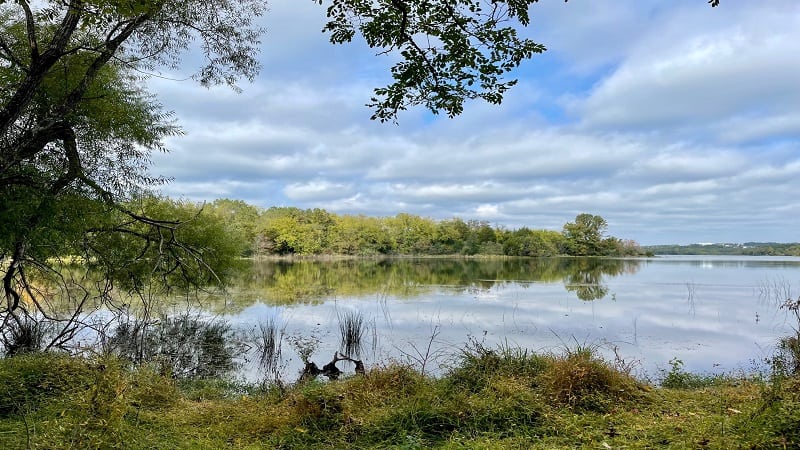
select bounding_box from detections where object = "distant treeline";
[194,199,646,258]
[645,242,800,256]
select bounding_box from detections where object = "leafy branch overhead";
[319,0,546,121]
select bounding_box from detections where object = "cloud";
[575,2,800,136]
[145,1,800,245]
[284,180,356,201]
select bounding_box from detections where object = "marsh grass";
[252,318,283,376]
[108,314,240,379]
[660,358,742,389]
[539,346,644,411]
[1,315,47,356]
[337,309,365,358]
[1,345,799,449]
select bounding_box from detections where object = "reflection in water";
[16,256,799,382]
[106,314,240,378]
[224,256,800,381]
[225,257,643,308]
[563,258,616,301]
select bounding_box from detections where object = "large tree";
[562,213,608,257]
[0,0,270,351]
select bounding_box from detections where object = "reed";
[337,310,365,358]
[254,318,282,375]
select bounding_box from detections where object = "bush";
[745,376,800,448]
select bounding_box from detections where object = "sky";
[148,0,800,245]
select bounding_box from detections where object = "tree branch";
[0,35,29,72]
[17,0,40,63]
[0,0,82,134]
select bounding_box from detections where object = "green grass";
[0,349,797,449]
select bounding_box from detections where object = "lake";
[214,255,800,381]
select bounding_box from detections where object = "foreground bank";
[1,346,797,449]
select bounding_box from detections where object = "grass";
[0,348,798,449]
[337,309,366,358]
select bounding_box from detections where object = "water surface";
[222,256,800,380]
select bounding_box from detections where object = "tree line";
[645,243,800,257]
[201,198,646,258]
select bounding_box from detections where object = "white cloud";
[144,1,800,245]
[284,180,355,201]
[577,2,800,132]
[474,204,500,219]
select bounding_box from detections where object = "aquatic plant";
[337,309,365,358]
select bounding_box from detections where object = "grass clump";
[447,340,645,413]
[0,353,180,449]
[538,345,645,412]
[445,340,549,393]
[337,309,366,358]
[739,368,800,448]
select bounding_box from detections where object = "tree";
[502,228,563,257]
[562,213,608,256]
[1,0,269,351]
[385,213,438,254]
[433,218,470,254]
[327,0,724,120]
[208,199,262,256]
[320,0,546,121]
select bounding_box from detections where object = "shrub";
[746,376,800,448]
[660,358,734,389]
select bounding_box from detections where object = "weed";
[1,314,46,356]
[1,345,797,449]
[660,358,736,389]
[774,296,800,376]
[397,324,447,376]
[445,339,548,392]
[0,352,94,416]
[108,314,240,378]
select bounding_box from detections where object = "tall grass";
[1,315,46,356]
[1,343,799,448]
[337,310,365,358]
[106,314,240,378]
[253,318,283,376]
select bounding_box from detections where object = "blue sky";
[149,0,800,245]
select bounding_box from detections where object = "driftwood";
[300,352,365,381]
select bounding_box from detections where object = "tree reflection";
[219,257,644,308]
[563,258,635,301]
